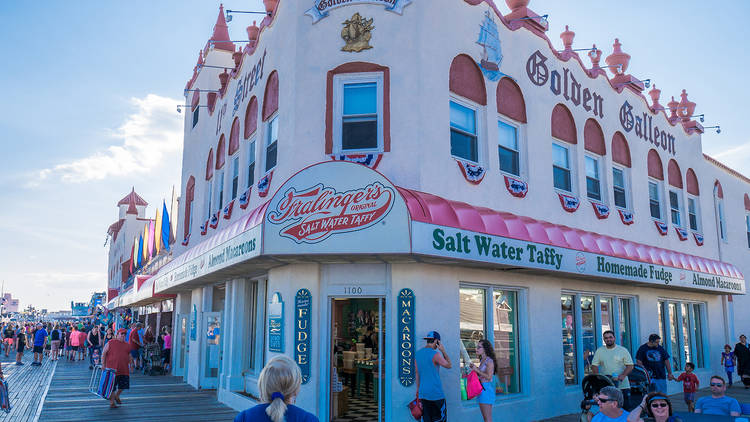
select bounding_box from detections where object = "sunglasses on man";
[596,397,615,403]
[710,382,724,387]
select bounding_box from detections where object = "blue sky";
[0,0,748,311]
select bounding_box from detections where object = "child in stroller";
[580,365,651,421]
[142,343,164,376]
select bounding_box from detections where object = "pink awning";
[398,187,743,279]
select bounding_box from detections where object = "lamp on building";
[510,14,549,27]
[207,40,251,46]
[599,64,623,74]
[183,88,219,96]
[703,125,721,134]
[689,114,705,123]
[225,9,271,22]
[176,104,208,113]
[651,105,687,112]
[615,78,651,89]
[196,64,235,72]
[557,47,598,55]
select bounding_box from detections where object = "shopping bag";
[466,371,484,400]
[0,379,10,413]
[460,376,468,400]
[407,395,422,420]
[97,368,116,399]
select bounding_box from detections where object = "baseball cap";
[424,331,441,341]
[648,334,661,342]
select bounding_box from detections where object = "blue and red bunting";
[200,220,208,236]
[209,212,219,229]
[693,232,704,246]
[557,192,580,212]
[455,159,486,184]
[181,233,190,246]
[654,220,668,236]
[223,200,234,219]
[239,187,251,209]
[590,202,610,219]
[504,175,528,198]
[618,209,634,225]
[258,171,273,198]
[330,153,383,170]
[674,226,688,241]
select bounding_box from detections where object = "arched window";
[184,176,195,240]
[228,118,240,156]
[583,119,605,201]
[667,159,683,227]
[647,149,664,220]
[228,119,241,200]
[714,181,727,241]
[686,168,700,232]
[244,96,258,139]
[205,148,214,181]
[745,193,750,248]
[551,104,576,193]
[449,54,486,164]
[611,132,631,209]
[263,70,279,172]
[216,135,226,170]
[496,77,526,176]
[215,136,226,211]
[205,148,214,220]
[191,90,200,129]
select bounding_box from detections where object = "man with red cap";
[101,328,134,409]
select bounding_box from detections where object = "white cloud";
[33,94,183,185]
[7,272,105,312]
[710,142,750,178]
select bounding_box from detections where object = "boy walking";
[674,362,699,412]
[721,345,737,387]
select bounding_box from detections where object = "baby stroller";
[627,365,651,410]
[142,343,165,376]
[579,365,651,421]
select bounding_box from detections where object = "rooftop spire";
[210,4,235,52]
[117,187,148,207]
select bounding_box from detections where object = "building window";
[585,156,602,201]
[669,190,682,227]
[657,300,706,370]
[265,115,278,172]
[205,181,213,219]
[612,167,628,209]
[649,180,662,220]
[563,293,635,385]
[246,280,259,371]
[231,157,239,200]
[247,139,256,189]
[746,214,750,248]
[718,199,727,241]
[333,74,383,152]
[215,169,224,210]
[192,107,199,129]
[497,120,519,176]
[459,286,521,397]
[688,196,699,232]
[450,100,479,163]
[552,143,572,193]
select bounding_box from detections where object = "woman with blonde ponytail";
[234,355,319,422]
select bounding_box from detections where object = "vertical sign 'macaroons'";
[398,288,415,386]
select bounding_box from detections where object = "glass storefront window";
[493,290,519,394]
[658,301,666,343]
[460,287,486,375]
[692,304,705,368]
[581,296,595,376]
[658,300,706,370]
[561,295,577,385]
[668,303,681,371]
[618,298,632,355]
[680,303,692,366]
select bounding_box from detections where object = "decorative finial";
[648,84,662,109]
[588,44,602,68]
[667,96,680,122]
[247,20,260,43]
[560,25,575,51]
[678,89,696,121]
[505,0,530,12]
[605,38,630,76]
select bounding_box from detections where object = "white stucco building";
[114,1,750,420]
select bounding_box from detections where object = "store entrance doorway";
[199,312,222,389]
[329,297,385,422]
[174,314,188,378]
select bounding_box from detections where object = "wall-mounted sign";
[341,13,374,53]
[190,304,197,341]
[234,50,267,116]
[305,0,413,23]
[412,221,745,294]
[619,100,677,155]
[263,161,410,255]
[268,292,285,352]
[398,288,415,386]
[294,289,312,384]
[526,50,605,119]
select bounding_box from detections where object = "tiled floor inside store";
[333,391,379,422]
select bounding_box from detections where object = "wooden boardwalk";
[0,348,56,421]
[38,355,238,421]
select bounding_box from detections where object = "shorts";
[420,398,447,422]
[4,338,12,345]
[71,346,79,351]
[33,345,44,353]
[477,381,496,404]
[16,345,24,353]
[683,392,695,402]
[130,349,140,359]
[51,340,60,352]
[114,375,130,390]
[162,349,171,364]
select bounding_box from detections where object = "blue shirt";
[234,403,319,422]
[635,344,670,380]
[591,410,629,422]
[416,347,444,400]
[695,395,741,416]
[34,328,48,346]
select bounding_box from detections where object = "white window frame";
[745,214,750,249]
[612,165,630,210]
[584,154,604,202]
[552,141,575,194]
[657,299,708,370]
[497,117,523,178]
[205,180,213,219]
[231,156,240,200]
[687,195,700,233]
[333,72,384,154]
[188,200,194,235]
[648,179,664,221]
[247,137,256,189]
[265,114,279,173]
[717,197,728,242]
[244,277,267,395]
[668,189,683,227]
[215,169,225,211]
[192,107,199,129]
[449,96,482,165]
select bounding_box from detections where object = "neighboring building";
[1,293,19,314]
[106,188,152,300]
[119,1,748,421]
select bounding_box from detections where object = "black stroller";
[142,343,165,376]
[579,365,651,421]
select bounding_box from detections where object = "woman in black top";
[15,327,25,365]
[735,334,750,388]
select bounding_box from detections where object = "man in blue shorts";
[32,323,48,366]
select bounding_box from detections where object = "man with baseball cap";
[101,328,134,408]
[415,331,451,422]
[636,334,674,393]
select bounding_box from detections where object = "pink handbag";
[408,395,422,420]
[466,371,484,400]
